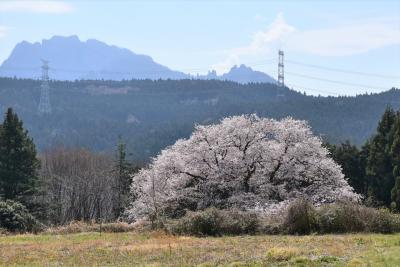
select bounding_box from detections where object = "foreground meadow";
[1,232,400,266]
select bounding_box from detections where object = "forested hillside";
[0,77,398,160]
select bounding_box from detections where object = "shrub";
[0,200,41,233]
[219,209,259,234]
[45,221,138,234]
[165,202,400,236]
[173,208,222,236]
[0,227,8,235]
[284,198,317,234]
[362,208,400,233]
[100,222,137,233]
[316,202,400,234]
[273,201,400,235]
[258,216,284,235]
[316,202,364,233]
[170,207,259,236]
[45,221,89,234]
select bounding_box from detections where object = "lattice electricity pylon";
[278,50,284,88]
[38,60,52,115]
[276,50,286,100]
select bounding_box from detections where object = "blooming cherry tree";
[128,115,359,220]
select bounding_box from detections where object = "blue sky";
[0,0,399,96]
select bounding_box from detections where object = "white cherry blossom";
[128,114,359,220]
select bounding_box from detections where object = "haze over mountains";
[0,35,275,84]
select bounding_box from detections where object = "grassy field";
[1,232,400,266]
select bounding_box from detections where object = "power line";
[1,58,395,83]
[285,83,341,96]
[0,58,278,76]
[0,57,396,95]
[286,71,389,90]
[286,83,400,105]
[286,59,400,80]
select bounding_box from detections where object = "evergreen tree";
[329,141,366,195]
[0,108,39,207]
[359,141,374,204]
[392,177,400,211]
[113,137,133,218]
[366,107,396,206]
[390,113,400,211]
[328,108,400,209]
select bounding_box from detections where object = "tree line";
[328,107,400,211]
[0,106,399,231]
[1,77,399,161]
[0,108,138,227]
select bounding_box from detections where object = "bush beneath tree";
[167,201,400,236]
[170,208,259,236]
[0,200,41,233]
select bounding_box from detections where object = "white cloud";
[213,14,400,73]
[212,13,295,74]
[0,1,73,13]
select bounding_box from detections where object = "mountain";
[198,64,276,84]
[0,35,275,83]
[0,35,188,80]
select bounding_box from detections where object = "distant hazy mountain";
[0,35,275,83]
[197,64,276,84]
[0,35,188,80]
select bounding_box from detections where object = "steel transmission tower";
[38,60,52,115]
[278,50,284,87]
[277,50,285,99]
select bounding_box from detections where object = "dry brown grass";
[44,221,140,235]
[0,232,399,266]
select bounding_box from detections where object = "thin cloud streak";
[0,1,73,13]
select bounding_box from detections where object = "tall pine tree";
[0,108,39,207]
[327,108,400,210]
[390,112,400,211]
[112,137,133,218]
[366,107,396,206]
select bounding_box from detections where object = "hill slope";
[0,77,398,160]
